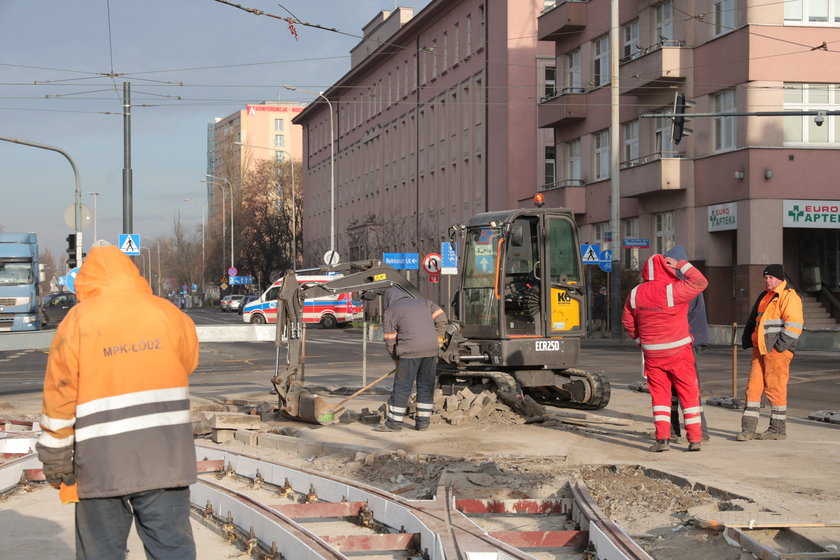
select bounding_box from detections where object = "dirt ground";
[3,383,839,560]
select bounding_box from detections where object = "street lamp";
[204,174,234,270]
[88,192,102,247]
[141,246,152,288]
[141,236,161,296]
[283,85,335,259]
[234,141,297,269]
[184,198,206,300]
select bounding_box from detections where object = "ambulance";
[241,275,363,328]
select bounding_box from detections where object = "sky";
[0,0,432,263]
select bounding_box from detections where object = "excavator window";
[504,217,541,336]
[461,226,502,331]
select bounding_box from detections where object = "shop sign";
[783,199,840,229]
[708,202,737,232]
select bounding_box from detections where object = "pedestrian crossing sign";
[580,244,601,264]
[119,234,141,255]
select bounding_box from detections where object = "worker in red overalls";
[622,253,709,452]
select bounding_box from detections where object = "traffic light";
[66,233,78,269]
[671,92,693,145]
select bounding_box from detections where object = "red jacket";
[622,255,709,357]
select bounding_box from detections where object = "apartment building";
[292,1,555,276]
[538,0,840,324]
[209,102,304,214]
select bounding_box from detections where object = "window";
[713,89,736,152]
[623,20,640,61]
[567,139,581,184]
[593,130,610,180]
[785,0,840,23]
[274,118,285,132]
[545,66,557,99]
[479,5,485,47]
[454,23,460,63]
[784,82,840,144]
[594,36,610,87]
[655,114,677,156]
[567,49,582,92]
[466,14,472,54]
[274,151,286,162]
[623,120,639,164]
[713,0,736,35]
[443,32,448,70]
[655,1,674,44]
[623,218,640,271]
[274,134,285,148]
[594,222,611,251]
[432,40,438,78]
[655,212,675,254]
[545,145,556,186]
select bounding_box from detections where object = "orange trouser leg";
[745,349,792,407]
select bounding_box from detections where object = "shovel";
[294,368,396,425]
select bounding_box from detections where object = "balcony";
[619,152,693,198]
[538,89,586,128]
[538,180,586,213]
[620,42,691,95]
[538,1,587,41]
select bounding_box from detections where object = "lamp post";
[204,175,234,270]
[141,246,152,288]
[142,236,160,296]
[184,198,206,301]
[283,85,335,258]
[88,192,102,247]
[234,141,297,269]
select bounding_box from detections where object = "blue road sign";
[623,238,650,248]
[118,234,140,255]
[229,276,254,285]
[65,267,80,294]
[598,249,613,272]
[580,244,601,264]
[383,253,419,270]
[441,242,457,275]
[475,255,494,274]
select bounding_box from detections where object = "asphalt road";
[2,308,838,418]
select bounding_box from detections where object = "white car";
[220,294,245,312]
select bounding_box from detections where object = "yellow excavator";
[272,207,611,424]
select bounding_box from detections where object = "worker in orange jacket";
[36,246,199,559]
[737,264,804,441]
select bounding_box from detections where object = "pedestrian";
[592,286,608,337]
[622,253,709,452]
[36,246,200,559]
[737,264,804,441]
[663,246,710,443]
[376,286,447,432]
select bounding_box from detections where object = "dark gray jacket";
[663,246,710,346]
[383,287,447,359]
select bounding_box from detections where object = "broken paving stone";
[201,411,261,430]
[466,473,495,487]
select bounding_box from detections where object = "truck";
[271,208,611,423]
[0,232,44,332]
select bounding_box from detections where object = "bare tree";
[39,247,59,294]
[168,215,203,292]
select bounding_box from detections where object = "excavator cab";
[445,208,609,410]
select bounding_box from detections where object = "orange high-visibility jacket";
[37,246,199,499]
[742,280,804,355]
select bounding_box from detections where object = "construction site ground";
[2,338,839,559]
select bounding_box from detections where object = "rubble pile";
[359,387,526,427]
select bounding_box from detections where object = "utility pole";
[609,0,623,338]
[122,81,133,234]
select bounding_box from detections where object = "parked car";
[220,294,245,312]
[41,292,77,327]
[237,295,259,315]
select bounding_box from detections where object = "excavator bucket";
[280,386,342,425]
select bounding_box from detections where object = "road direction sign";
[65,267,80,294]
[119,234,140,255]
[623,238,650,248]
[598,249,613,272]
[441,242,457,275]
[383,253,419,270]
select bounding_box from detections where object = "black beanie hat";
[763,264,784,281]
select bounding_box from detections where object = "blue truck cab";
[0,232,44,332]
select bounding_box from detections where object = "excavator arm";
[270,260,422,417]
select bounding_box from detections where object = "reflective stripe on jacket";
[37,246,199,499]
[742,280,804,355]
[621,255,709,357]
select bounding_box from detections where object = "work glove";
[36,443,76,489]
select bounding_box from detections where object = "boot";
[649,439,670,452]
[757,416,786,440]
[737,406,759,441]
[414,419,430,431]
[687,442,701,452]
[373,420,402,432]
